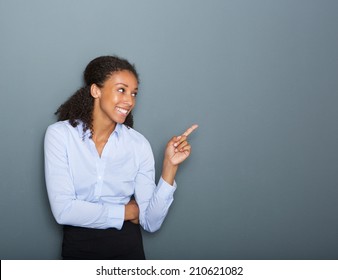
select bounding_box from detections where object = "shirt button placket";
[94,159,103,200]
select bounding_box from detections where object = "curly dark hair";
[55,55,139,136]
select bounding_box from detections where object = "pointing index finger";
[182,124,199,137]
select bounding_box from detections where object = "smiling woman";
[44,55,198,260]
[90,70,139,156]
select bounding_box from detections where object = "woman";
[44,55,197,259]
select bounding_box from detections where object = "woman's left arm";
[134,125,198,232]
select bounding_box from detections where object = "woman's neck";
[92,119,116,142]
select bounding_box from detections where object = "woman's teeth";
[116,107,128,115]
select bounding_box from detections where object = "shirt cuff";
[107,204,125,230]
[156,176,177,199]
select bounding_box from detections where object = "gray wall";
[1,0,337,260]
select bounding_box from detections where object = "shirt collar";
[76,121,91,139]
[114,123,122,139]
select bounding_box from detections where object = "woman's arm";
[44,124,126,229]
[134,125,198,232]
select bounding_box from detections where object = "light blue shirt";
[44,121,176,232]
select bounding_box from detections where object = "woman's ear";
[90,84,101,98]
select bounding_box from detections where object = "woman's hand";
[164,124,198,166]
[124,199,139,224]
[162,124,198,185]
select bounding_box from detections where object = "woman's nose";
[123,92,134,105]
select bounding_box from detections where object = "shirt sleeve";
[44,124,125,229]
[134,139,176,232]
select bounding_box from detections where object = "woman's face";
[92,70,138,125]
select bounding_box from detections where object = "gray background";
[1,0,337,260]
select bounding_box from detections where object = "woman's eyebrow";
[115,82,129,87]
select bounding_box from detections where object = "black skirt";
[62,221,145,260]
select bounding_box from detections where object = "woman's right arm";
[44,124,127,229]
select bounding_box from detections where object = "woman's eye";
[118,88,125,93]
[132,92,138,97]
